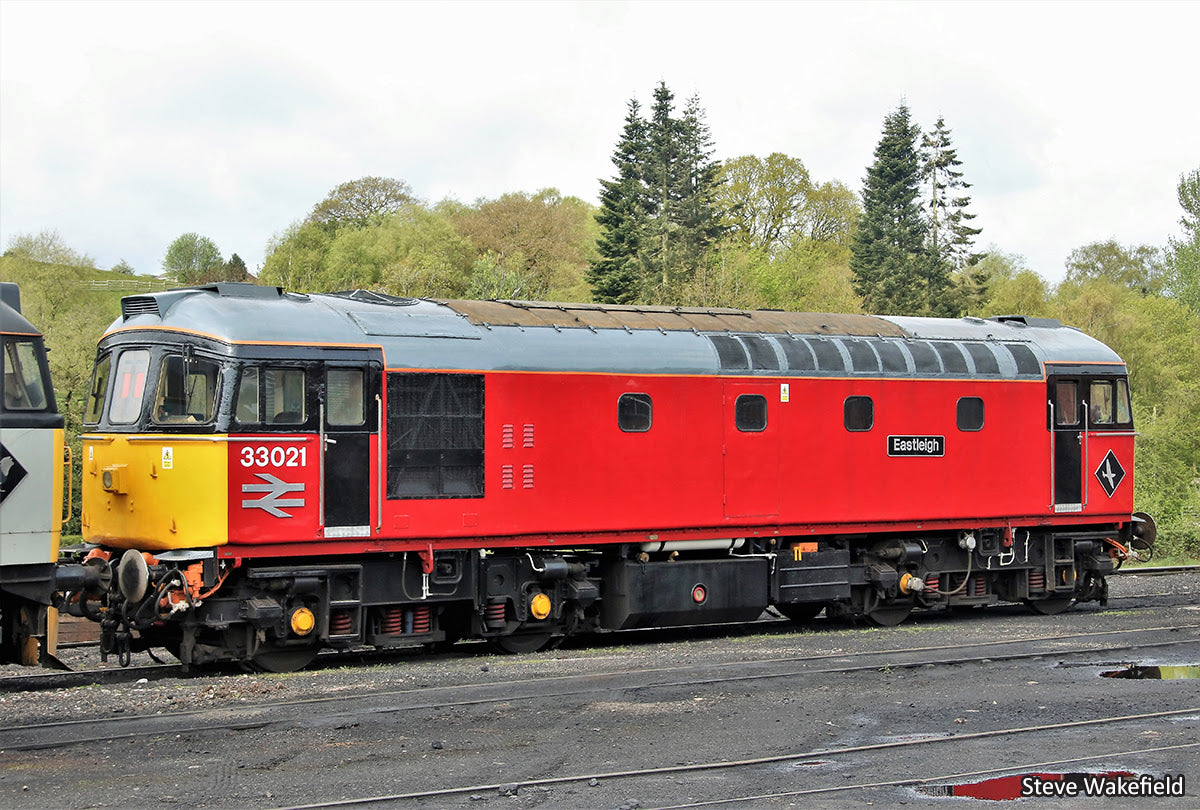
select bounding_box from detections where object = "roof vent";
[327,289,419,306]
[122,296,160,320]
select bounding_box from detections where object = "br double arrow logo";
[242,473,305,518]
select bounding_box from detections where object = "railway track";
[3,622,1197,753]
[270,710,1200,809]
[3,567,1195,692]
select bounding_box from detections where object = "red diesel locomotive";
[69,283,1152,670]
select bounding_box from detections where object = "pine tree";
[922,116,983,274]
[850,103,943,314]
[590,83,724,304]
[588,100,650,304]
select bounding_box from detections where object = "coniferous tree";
[674,95,725,281]
[850,103,941,314]
[922,116,984,272]
[588,100,650,303]
[590,83,724,304]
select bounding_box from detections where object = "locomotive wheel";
[489,631,563,654]
[778,603,824,623]
[250,645,320,673]
[1026,597,1074,616]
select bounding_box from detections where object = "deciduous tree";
[162,233,222,284]
[306,176,417,231]
[3,229,96,268]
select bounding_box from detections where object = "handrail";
[61,444,73,529]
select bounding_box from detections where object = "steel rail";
[3,627,1197,753]
[271,709,1200,809]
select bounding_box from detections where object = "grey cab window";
[618,393,653,432]
[957,397,984,431]
[84,353,112,425]
[235,366,307,426]
[735,394,767,432]
[327,368,365,427]
[1054,381,1079,426]
[1088,379,1133,426]
[108,349,151,424]
[152,354,220,424]
[844,396,874,432]
[2,338,49,411]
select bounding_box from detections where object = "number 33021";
[240,445,308,468]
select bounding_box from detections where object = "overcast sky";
[2,0,1196,286]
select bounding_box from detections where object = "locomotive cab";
[0,283,67,665]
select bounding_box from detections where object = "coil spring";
[485,599,506,627]
[973,575,987,597]
[411,606,432,634]
[924,574,940,592]
[380,607,404,635]
[1029,569,1046,591]
[330,610,353,635]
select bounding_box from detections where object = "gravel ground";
[1,570,1197,809]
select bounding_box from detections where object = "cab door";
[321,364,378,538]
[1049,378,1082,512]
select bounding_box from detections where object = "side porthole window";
[618,393,652,432]
[735,394,767,432]
[957,396,985,431]
[844,396,873,432]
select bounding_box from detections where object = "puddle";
[918,772,1137,800]
[1100,664,1200,680]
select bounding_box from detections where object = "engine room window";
[327,368,365,427]
[108,349,150,424]
[266,368,306,425]
[1088,380,1115,424]
[617,393,652,432]
[1054,381,1079,426]
[735,394,768,432]
[844,396,874,432]
[387,372,484,499]
[2,339,48,411]
[152,354,220,424]
[84,352,111,425]
[956,396,985,431]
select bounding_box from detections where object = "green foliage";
[851,103,954,316]
[1064,239,1166,294]
[162,233,223,283]
[589,83,725,304]
[718,153,813,252]
[306,176,417,231]
[1165,167,1200,314]
[111,259,135,275]
[921,116,982,273]
[446,189,595,300]
[3,229,96,269]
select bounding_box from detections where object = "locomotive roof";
[103,283,1126,379]
[0,282,41,337]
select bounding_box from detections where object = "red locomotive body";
[73,286,1150,670]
